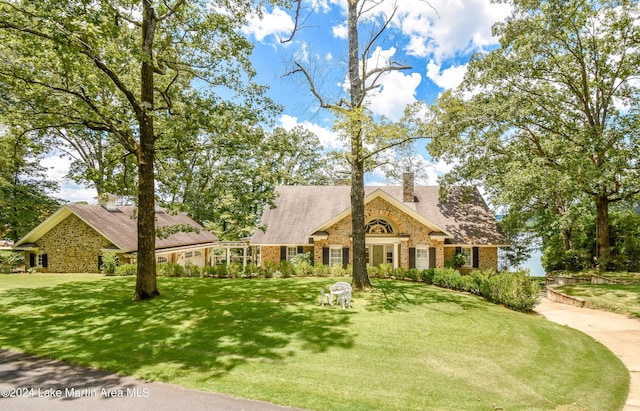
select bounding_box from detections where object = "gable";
[251,185,508,246]
[15,204,218,252]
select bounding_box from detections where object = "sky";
[45,0,513,204]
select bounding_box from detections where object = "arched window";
[365,218,396,235]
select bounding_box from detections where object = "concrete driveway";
[0,349,305,411]
[535,298,640,411]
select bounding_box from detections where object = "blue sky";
[46,0,512,203]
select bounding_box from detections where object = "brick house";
[13,198,218,273]
[251,173,508,272]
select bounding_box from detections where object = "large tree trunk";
[133,0,159,301]
[351,141,371,290]
[594,194,610,268]
[347,0,371,290]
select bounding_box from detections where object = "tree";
[422,0,640,267]
[156,125,336,240]
[287,0,417,290]
[0,0,278,299]
[0,128,60,240]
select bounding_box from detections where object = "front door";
[372,245,385,266]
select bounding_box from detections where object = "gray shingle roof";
[250,185,508,246]
[66,204,217,252]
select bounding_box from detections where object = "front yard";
[0,274,629,410]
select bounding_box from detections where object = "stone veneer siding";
[313,197,448,269]
[260,245,314,266]
[444,246,498,274]
[30,214,115,273]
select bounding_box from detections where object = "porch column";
[393,242,399,269]
[226,247,231,265]
[243,246,248,269]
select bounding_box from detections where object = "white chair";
[319,288,329,306]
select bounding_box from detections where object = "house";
[250,173,508,272]
[12,196,218,273]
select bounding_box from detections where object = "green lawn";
[556,283,640,318]
[0,275,629,410]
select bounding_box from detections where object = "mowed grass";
[0,275,629,411]
[556,283,640,318]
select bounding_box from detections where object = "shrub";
[243,263,262,278]
[158,262,185,277]
[420,268,436,284]
[406,268,419,281]
[279,260,295,278]
[367,265,379,278]
[431,268,462,289]
[480,270,540,312]
[227,263,243,278]
[115,263,136,276]
[291,253,314,277]
[378,263,393,278]
[330,263,346,277]
[313,264,331,277]
[394,266,407,280]
[182,261,201,278]
[263,261,278,278]
[100,253,119,276]
[0,253,24,274]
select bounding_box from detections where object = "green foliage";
[278,260,295,278]
[480,271,540,312]
[114,264,136,276]
[431,268,464,289]
[313,264,331,277]
[0,252,24,274]
[100,253,119,276]
[418,0,640,267]
[445,253,467,269]
[157,262,185,278]
[378,263,393,278]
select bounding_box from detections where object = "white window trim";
[329,246,343,267]
[286,246,298,261]
[460,247,473,268]
[416,247,430,270]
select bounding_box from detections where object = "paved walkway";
[0,349,305,411]
[535,298,640,411]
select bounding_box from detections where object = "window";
[287,246,298,261]
[365,218,395,235]
[329,247,342,266]
[37,253,48,268]
[460,247,473,268]
[185,251,193,258]
[157,256,168,263]
[416,248,429,270]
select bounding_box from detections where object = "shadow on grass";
[0,278,354,383]
[366,279,488,313]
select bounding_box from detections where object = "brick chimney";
[403,172,415,202]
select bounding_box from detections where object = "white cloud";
[243,7,295,42]
[426,61,467,90]
[397,0,511,63]
[366,70,422,120]
[332,22,348,39]
[278,114,343,150]
[354,46,422,120]
[41,154,96,203]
